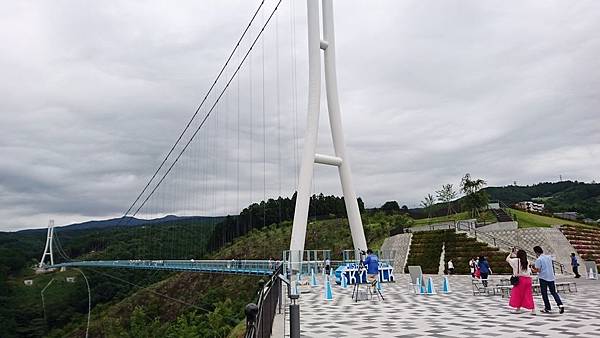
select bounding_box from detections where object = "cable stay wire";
[118,0,266,225]
[129,0,283,220]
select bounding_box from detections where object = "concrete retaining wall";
[381,233,412,271]
[478,227,577,270]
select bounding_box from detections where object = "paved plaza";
[278,274,600,338]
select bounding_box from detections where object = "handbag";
[510,261,520,286]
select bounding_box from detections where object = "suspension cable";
[119,0,266,224]
[129,0,283,219]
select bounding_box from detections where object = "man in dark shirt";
[363,249,379,287]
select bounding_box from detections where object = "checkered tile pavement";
[282,275,600,337]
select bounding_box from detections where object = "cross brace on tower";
[290,0,367,254]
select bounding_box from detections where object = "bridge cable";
[119,0,266,224]
[262,5,267,232]
[275,9,282,225]
[128,0,284,221]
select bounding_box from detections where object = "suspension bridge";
[39,0,368,280]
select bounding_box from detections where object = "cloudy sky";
[1,0,599,231]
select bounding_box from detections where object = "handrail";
[246,264,283,338]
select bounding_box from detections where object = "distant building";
[553,212,578,220]
[66,277,76,283]
[516,201,544,213]
[487,202,500,210]
[24,279,33,286]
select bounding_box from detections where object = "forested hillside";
[400,181,600,220]
[0,194,375,338]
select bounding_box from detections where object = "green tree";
[420,194,436,221]
[380,201,400,214]
[436,184,458,216]
[460,173,489,218]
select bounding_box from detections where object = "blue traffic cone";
[324,276,334,300]
[427,277,437,294]
[441,276,451,293]
[416,277,424,294]
[341,273,348,288]
[311,269,318,287]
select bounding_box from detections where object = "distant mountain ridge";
[485,181,600,219]
[15,215,224,234]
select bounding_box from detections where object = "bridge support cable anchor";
[290,0,368,265]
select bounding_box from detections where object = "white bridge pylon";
[39,219,55,268]
[290,0,367,253]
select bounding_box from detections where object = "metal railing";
[245,264,283,338]
[51,259,278,275]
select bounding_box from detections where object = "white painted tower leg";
[322,0,367,251]
[290,0,367,256]
[39,219,55,268]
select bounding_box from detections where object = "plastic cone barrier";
[427,277,437,294]
[416,277,424,294]
[341,273,348,288]
[311,269,318,286]
[441,276,451,293]
[589,269,596,280]
[323,276,334,300]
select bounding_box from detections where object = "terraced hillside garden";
[405,230,511,274]
[560,225,600,267]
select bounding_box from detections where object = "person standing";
[447,259,455,275]
[532,246,564,314]
[478,256,491,287]
[324,257,331,275]
[571,253,581,278]
[363,249,380,288]
[469,258,476,278]
[506,248,536,315]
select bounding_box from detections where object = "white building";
[24,279,33,286]
[516,201,545,213]
[66,277,76,283]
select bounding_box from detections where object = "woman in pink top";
[506,248,536,315]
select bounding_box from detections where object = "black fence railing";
[245,264,282,338]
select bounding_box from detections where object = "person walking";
[447,259,455,275]
[478,256,491,287]
[532,246,564,314]
[469,258,476,278]
[506,248,536,315]
[571,253,581,278]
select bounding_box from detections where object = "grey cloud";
[1,0,599,230]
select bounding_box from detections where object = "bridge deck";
[51,259,277,275]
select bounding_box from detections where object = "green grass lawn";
[507,208,583,228]
[412,212,471,226]
[412,210,496,226]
